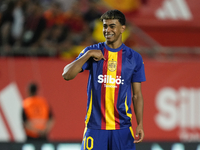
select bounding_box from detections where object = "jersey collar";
[104,42,125,52]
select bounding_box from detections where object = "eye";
[103,25,108,29]
[110,25,115,29]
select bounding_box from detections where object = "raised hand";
[88,50,106,61]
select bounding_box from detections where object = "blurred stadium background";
[0,0,200,149]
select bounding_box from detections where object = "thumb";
[135,130,139,137]
[135,133,139,138]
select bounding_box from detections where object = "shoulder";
[23,96,47,105]
[23,97,33,107]
[123,45,143,60]
[83,42,105,52]
[35,96,48,104]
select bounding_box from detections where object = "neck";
[29,93,36,97]
[106,41,123,49]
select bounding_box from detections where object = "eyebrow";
[103,23,116,26]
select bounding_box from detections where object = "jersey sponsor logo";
[155,0,192,20]
[98,75,124,88]
[155,87,200,141]
[108,60,117,72]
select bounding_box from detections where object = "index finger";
[134,137,143,143]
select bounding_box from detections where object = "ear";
[121,25,126,34]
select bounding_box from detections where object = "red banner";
[0,57,200,142]
[129,0,200,47]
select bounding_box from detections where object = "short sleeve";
[131,53,146,82]
[75,47,92,71]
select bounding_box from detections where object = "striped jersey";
[76,42,146,130]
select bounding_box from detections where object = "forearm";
[62,50,105,80]
[1,23,11,45]
[133,94,145,143]
[23,121,41,133]
[62,51,92,80]
[133,94,144,126]
[44,118,55,133]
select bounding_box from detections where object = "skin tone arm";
[23,118,55,137]
[62,50,106,81]
[132,82,145,143]
[23,120,42,134]
[39,117,55,137]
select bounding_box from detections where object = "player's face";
[103,19,125,44]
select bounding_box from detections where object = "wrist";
[138,122,143,127]
[86,50,93,57]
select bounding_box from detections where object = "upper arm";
[22,108,27,122]
[75,48,92,71]
[131,53,146,83]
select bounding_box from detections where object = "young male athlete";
[62,9,146,150]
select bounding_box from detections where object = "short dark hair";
[100,9,126,25]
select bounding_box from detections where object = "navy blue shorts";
[81,127,135,150]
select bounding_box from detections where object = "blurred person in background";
[21,1,47,48]
[62,10,145,150]
[42,1,68,54]
[64,1,88,46]
[41,24,70,54]
[0,0,29,49]
[39,0,53,10]
[59,1,92,58]
[9,0,25,47]
[22,82,54,142]
[43,2,66,29]
[83,0,103,32]
[0,0,15,51]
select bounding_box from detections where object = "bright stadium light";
[197,144,200,150]
[151,143,164,150]
[22,144,35,150]
[41,143,55,150]
[57,143,81,150]
[171,143,185,150]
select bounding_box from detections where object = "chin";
[106,40,114,44]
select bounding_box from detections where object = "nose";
[105,27,111,33]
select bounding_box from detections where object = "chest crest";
[108,59,117,72]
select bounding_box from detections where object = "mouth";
[105,34,114,39]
